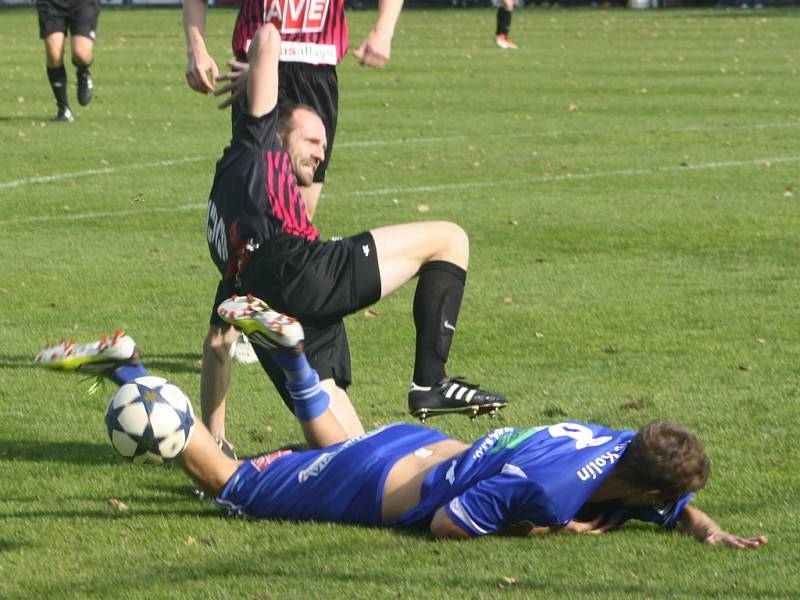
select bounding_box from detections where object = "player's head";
[615,419,710,503]
[277,102,327,187]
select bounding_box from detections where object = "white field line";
[2,120,798,193]
[0,156,208,192]
[351,156,800,198]
[336,120,800,149]
[1,155,798,227]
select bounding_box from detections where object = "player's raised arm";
[677,505,768,548]
[245,24,281,118]
[183,0,219,93]
[352,0,404,68]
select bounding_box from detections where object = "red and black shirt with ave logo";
[232,0,348,66]
[207,107,318,280]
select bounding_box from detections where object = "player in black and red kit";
[184,0,405,442]
[184,0,400,216]
[206,25,507,444]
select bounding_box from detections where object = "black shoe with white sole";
[408,376,508,422]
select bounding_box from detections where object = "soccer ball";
[105,376,195,465]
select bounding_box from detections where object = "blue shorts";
[215,424,449,526]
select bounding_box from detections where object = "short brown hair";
[615,419,710,498]
[277,102,321,143]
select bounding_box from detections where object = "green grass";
[2,5,800,598]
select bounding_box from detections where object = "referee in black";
[37,0,98,121]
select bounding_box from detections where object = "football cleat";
[53,106,75,122]
[35,330,139,375]
[495,34,518,50]
[77,69,94,106]
[231,333,260,365]
[217,295,304,352]
[409,376,508,422]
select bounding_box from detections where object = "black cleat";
[53,106,75,122]
[408,376,508,422]
[77,69,93,106]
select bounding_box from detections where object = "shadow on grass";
[0,539,25,552]
[0,353,202,376]
[0,440,113,465]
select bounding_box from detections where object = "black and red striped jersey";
[207,108,318,279]
[232,0,348,66]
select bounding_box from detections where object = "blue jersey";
[215,422,692,534]
[393,422,691,535]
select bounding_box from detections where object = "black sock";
[496,8,512,36]
[412,261,467,386]
[47,65,69,109]
[75,63,92,80]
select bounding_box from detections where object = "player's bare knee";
[436,221,469,267]
[203,326,236,364]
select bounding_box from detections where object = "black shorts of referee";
[37,0,99,39]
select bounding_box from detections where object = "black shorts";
[37,0,99,39]
[231,63,338,184]
[209,231,381,406]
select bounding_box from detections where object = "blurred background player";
[182,0,405,434]
[495,0,517,49]
[36,321,767,548]
[37,0,98,121]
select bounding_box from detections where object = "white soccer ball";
[105,376,195,465]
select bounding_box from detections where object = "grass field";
[1,5,799,598]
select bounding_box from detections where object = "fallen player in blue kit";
[35,296,767,546]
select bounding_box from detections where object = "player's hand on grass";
[353,30,392,68]
[214,60,250,110]
[561,512,624,535]
[703,530,768,548]
[186,49,219,94]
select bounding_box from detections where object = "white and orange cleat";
[34,331,140,374]
[217,295,304,352]
[495,34,518,49]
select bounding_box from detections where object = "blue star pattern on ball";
[105,377,195,464]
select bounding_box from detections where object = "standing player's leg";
[71,35,95,106]
[39,10,73,122]
[200,321,239,446]
[495,0,517,50]
[370,221,507,420]
[68,0,99,107]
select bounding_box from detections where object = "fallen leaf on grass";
[107,498,128,511]
[417,204,430,213]
[186,536,196,546]
[363,309,379,318]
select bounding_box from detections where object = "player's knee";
[203,326,236,363]
[437,221,469,264]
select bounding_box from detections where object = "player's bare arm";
[353,0,404,68]
[183,0,219,93]
[246,25,280,118]
[677,505,768,548]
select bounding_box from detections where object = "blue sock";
[109,364,149,386]
[286,369,329,421]
[271,350,313,383]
